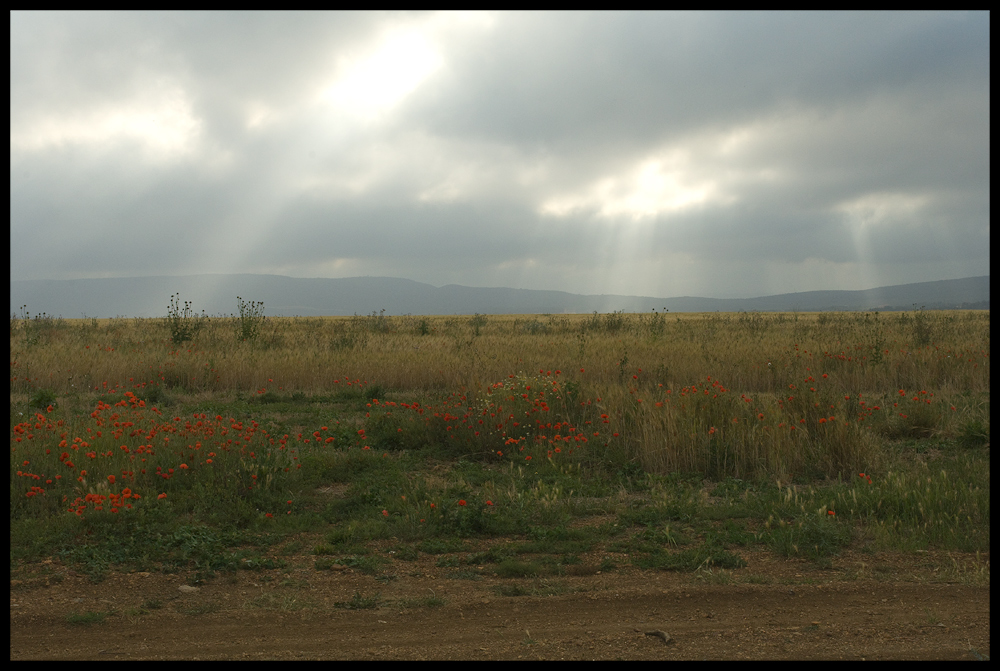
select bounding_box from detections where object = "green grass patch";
[66,610,113,625]
[494,558,544,578]
[333,591,380,610]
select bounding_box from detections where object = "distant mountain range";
[9,274,989,319]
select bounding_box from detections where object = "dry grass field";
[10,307,990,659]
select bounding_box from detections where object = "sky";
[10,11,990,299]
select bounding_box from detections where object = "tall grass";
[11,309,990,484]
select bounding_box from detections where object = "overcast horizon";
[10,11,990,300]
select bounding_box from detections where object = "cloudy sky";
[10,11,990,299]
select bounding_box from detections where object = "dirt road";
[10,550,990,660]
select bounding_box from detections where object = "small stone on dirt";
[644,630,672,645]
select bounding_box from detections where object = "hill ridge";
[10,274,989,318]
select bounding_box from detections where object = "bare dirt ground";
[10,548,989,660]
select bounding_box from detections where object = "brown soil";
[10,548,989,660]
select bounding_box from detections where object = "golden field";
[11,308,989,480]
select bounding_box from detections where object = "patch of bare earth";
[10,550,989,660]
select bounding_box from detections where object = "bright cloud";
[10,83,201,161]
[540,153,723,220]
[320,28,443,121]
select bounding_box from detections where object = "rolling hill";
[9,274,989,319]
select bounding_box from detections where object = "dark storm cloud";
[406,12,986,151]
